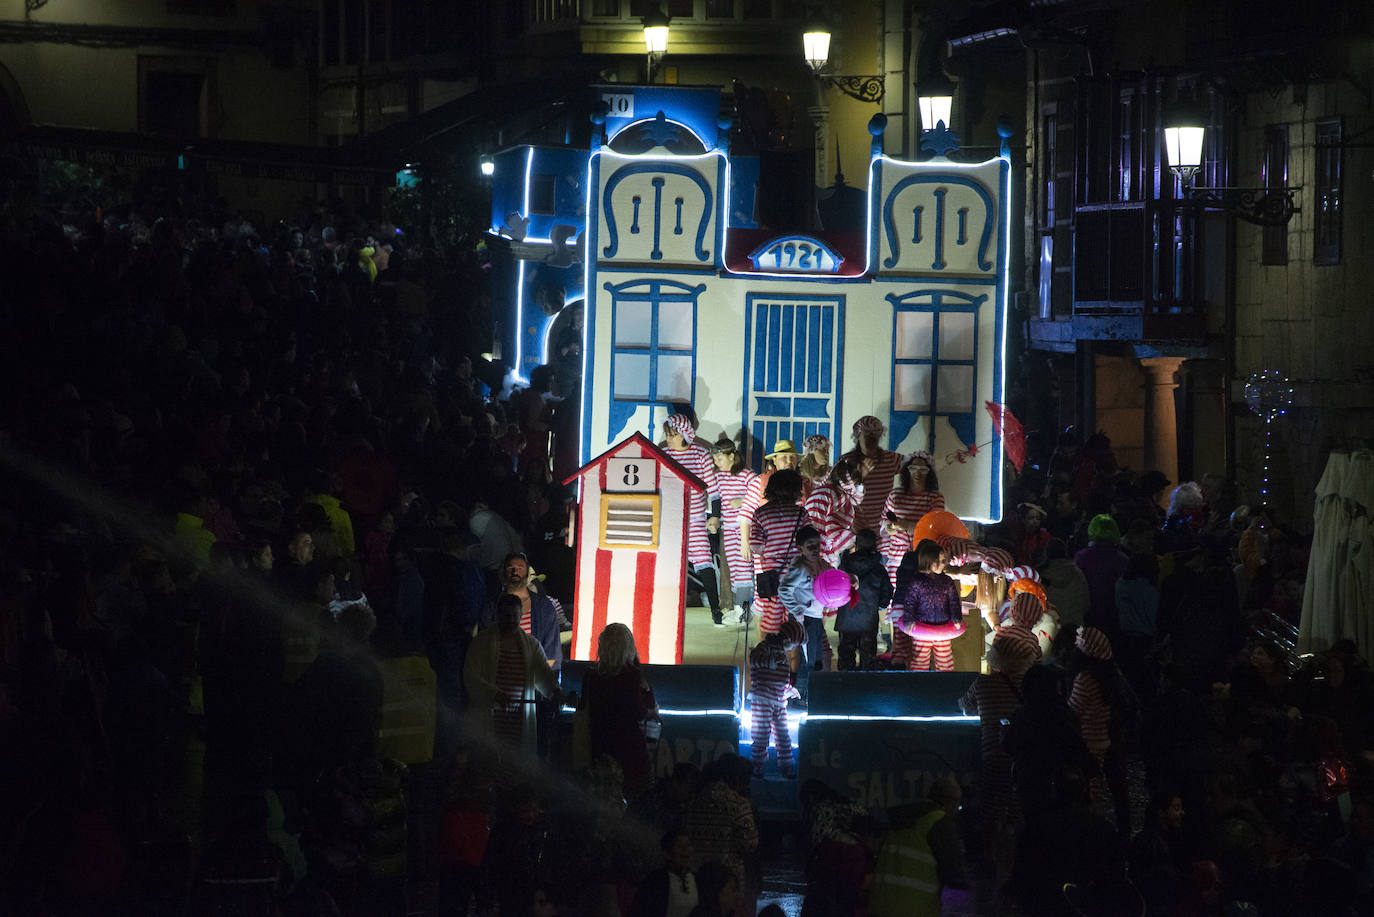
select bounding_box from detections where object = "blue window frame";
[742,294,844,471]
[605,278,706,435]
[887,289,985,452]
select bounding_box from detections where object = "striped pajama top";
[805,481,861,563]
[851,449,903,533]
[1068,671,1112,758]
[749,642,792,707]
[717,469,759,588]
[663,442,720,566]
[492,640,526,745]
[880,489,946,575]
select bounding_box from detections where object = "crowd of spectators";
[0,185,1369,917]
[951,428,1373,916]
[0,197,619,916]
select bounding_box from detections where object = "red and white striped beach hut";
[564,432,705,665]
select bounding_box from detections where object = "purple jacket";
[900,572,962,626]
[1074,542,1129,632]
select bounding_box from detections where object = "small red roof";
[563,431,707,493]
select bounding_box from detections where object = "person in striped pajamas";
[662,414,723,625]
[1069,625,1131,834]
[803,456,864,565]
[710,438,759,625]
[840,415,903,534]
[747,469,808,635]
[738,439,802,555]
[895,539,962,671]
[748,630,800,777]
[881,452,945,666]
[959,632,1038,895]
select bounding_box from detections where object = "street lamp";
[802,19,831,72]
[479,153,495,178]
[915,70,955,133]
[800,17,884,102]
[1164,100,1299,226]
[1163,101,1205,183]
[642,5,669,82]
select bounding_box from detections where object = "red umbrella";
[985,401,1029,472]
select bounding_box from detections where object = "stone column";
[808,104,830,187]
[1141,356,1184,487]
[1181,358,1227,479]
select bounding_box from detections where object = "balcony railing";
[1057,199,1208,344]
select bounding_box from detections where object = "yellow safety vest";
[377,655,437,765]
[868,808,946,917]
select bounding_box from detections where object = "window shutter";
[600,493,661,550]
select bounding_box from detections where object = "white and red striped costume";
[492,642,527,746]
[936,537,1015,578]
[960,663,1025,821]
[749,502,808,633]
[910,637,955,671]
[717,468,759,590]
[851,449,903,533]
[663,442,719,566]
[1069,670,1112,759]
[879,489,947,589]
[749,639,794,773]
[740,471,768,523]
[805,480,862,565]
[1070,626,1115,759]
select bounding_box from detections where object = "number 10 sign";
[605,457,655,492]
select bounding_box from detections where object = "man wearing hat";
[766,438,802,471]
[840,416,903,534]
[663,414,725,625]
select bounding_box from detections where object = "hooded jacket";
[836,547,894,633]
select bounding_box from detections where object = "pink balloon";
[814,569,852,607]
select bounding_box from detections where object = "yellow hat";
[766,439,798,458]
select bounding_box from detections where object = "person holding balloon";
[894,538,964,672]
[881,452,946,665]
[836,528,894,670]
[778,525,839,700]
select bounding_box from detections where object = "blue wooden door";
[744,296,844,470]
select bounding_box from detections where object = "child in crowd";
[778,525,837,688]
[749,629,801,778]
[836,528,893,670]
[893,538,962,672]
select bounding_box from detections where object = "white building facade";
[572,84,1012,522]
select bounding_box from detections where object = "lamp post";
[913,69,959,157]
[915,70,955,133]
[642,5,669,84]
[802,19,830,73]
[1163,102,1205,185]
[1164,102,1299,226]
[800,17,884,103]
